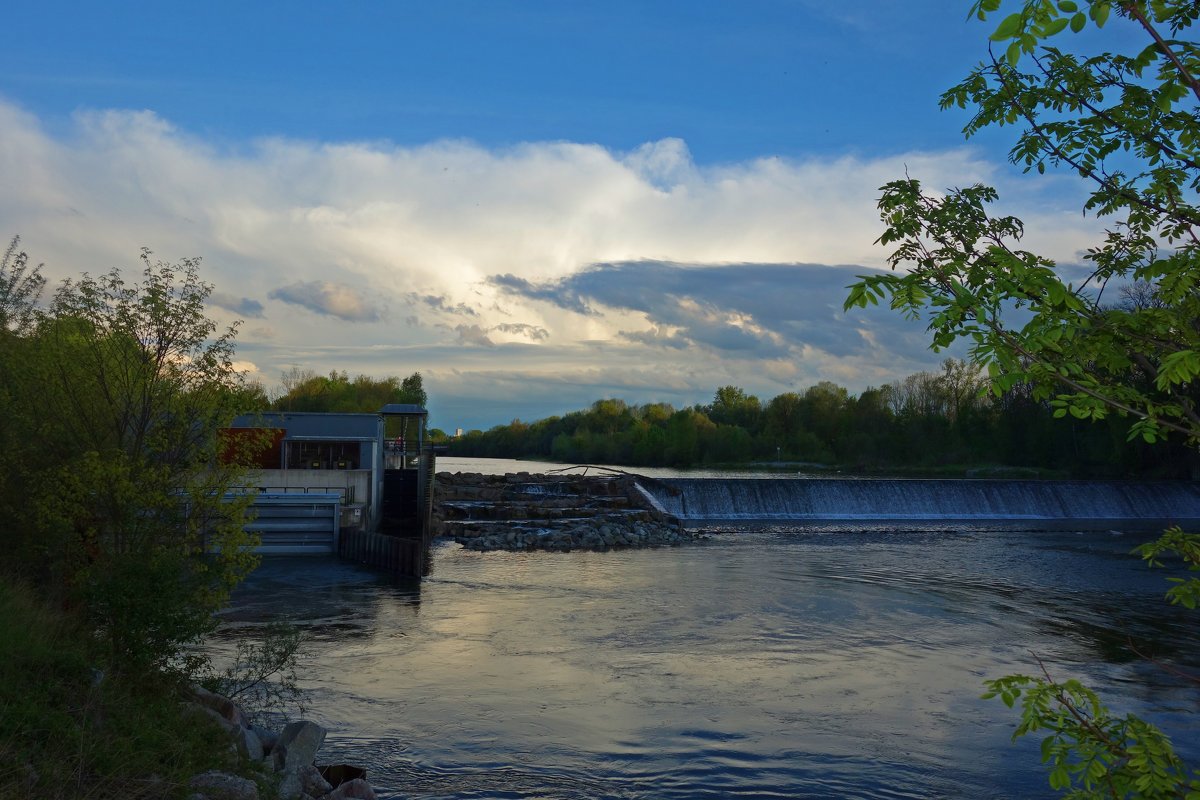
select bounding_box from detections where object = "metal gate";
[245,492,341,554]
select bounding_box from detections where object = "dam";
[639,477,1200,531]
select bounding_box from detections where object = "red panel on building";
[219,428,286,468]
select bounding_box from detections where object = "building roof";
[230,412,382,439]
[379,404,428,416]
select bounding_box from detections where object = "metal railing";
[237,485,355,503]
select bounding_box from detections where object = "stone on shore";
[189,770,259,800]
[323,778,378,800]
[278,763,333,800]
[252,723,279,754]
[274,720,328,772]
[191,685,249,728]
[235,725,264,761]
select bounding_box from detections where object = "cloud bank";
[0,98,1105,429]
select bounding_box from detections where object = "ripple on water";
[218,527,1200,799]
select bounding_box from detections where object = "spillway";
[638,478,1200,530]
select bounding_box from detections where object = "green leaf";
[1043,17,1070,36]
[1091,1,1110,26]
[991,12,1024,40]
[1069,11,1086,31]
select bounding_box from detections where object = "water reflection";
[217,558,422,643]
[216,528,1200,799]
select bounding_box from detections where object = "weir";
[641,478,1200,531]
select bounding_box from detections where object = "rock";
[300,764,333,797]
[192,704,240,736]
[252,723,279,754]
[278,765,331,800]
[274,720,327,772]
[190,685,248,729]
[189,770,259,800]
[322,778,378,800]
[278,769,305,800]
[235,725,264,761]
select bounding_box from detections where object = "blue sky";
[2,1,1123,430]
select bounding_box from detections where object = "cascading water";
[642,478,1200,530]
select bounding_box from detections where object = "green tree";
[271,368,428,413]
[846,1,1200,794]
[708,385,764,431]
[0,237,45,334]
[3,247,260,675]
[400,371,428,407]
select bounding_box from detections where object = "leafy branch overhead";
[847,0,1200,447]
[847,1,1200,795]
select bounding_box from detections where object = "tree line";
[256,367,428,414]
[449,358,1195,477]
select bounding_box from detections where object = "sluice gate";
[245,492,341,554]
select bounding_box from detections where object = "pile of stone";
[434,470,701,552]
[186,685,376,800]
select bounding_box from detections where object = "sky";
[1,1,1131,431]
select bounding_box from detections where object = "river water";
[213,460,1200,799]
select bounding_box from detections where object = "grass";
[0,578,265,799]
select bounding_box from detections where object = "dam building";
[223,404,434,576]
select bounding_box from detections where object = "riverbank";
[0,579,380,800]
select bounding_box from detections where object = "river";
[213,460,1200,799]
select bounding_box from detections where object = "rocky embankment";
[186,685,376,800]
[433,470,701,552]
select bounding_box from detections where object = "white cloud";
[268,280,383,322]
[0,98,1107,429]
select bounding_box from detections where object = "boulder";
[273,720,327,772]
[190,685,248,728]
[235,725,264,761]
[277,765,331,800]
[252,723,279,755]
[299,764,333,797]
[277,769,304,800]
[189,770,259,800]
[190,704,240,737]
[322,778,377,800]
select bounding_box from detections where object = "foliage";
[449,361,1187,476]
[0,579,243,800]
[200,624,307,724]
[983,663,1198,798]
[271,367,428,413]
[0,242,261,675]
[1135,525,1200,609]
[845,0,1200,447]
[844,1,1200,793]
[0,236,45,334]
